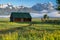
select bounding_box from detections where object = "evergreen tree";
[43,14,48,19]
[43,14,49,22]
[56,0,60,10]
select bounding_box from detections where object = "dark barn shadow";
[30,21,60,25]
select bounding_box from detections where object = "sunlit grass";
[0,18,60,40]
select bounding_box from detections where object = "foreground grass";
[0,18,60,40]
[0,30,60,40]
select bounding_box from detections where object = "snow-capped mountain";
[32,2,54,11]
[0,4,39,15]
[0,2,56,15]
[32,3,48,11]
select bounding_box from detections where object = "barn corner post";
[10,12,14,22]
[29,18,32,26]
[10,14,13,22]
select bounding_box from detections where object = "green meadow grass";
[0,18,60,40]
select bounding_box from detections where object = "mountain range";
[0,2,55,15]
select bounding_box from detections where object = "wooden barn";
[10,12,32,22]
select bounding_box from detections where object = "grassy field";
[0,18,60,40]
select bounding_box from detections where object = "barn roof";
[10,12,32,18]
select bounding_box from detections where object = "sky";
[0,0,57,7]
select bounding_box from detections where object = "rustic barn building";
[10,12,32,22]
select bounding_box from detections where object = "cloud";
[30,11,60,18]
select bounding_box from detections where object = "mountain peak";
[32,2,54,11]
[48,1,53,6]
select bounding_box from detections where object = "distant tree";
[41,14,49,22]
[43,14,49,21]
[43,14,48,19]
[56,0,60,10]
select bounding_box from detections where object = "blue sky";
[0,0,57,7]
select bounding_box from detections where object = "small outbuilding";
[10,12,32,22]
